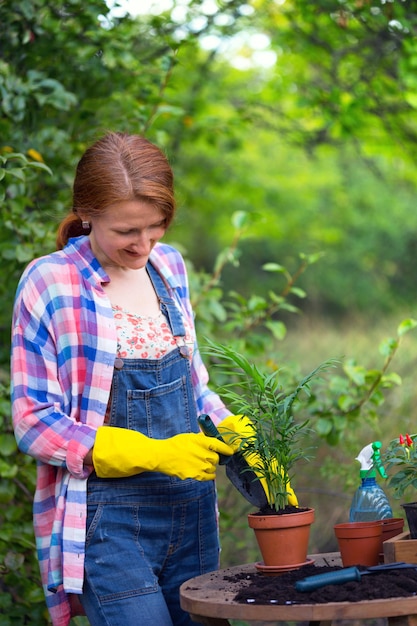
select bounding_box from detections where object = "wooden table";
[180,553,417,626]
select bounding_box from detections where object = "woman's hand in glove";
[92,427,234,481]
[217,414,298,506]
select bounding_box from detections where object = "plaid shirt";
[11,236,229,626]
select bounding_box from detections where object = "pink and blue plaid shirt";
[11,236,229,626]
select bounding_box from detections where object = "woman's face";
[86,200,167,271]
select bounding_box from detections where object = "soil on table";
[225,564,417,605]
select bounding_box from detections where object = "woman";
[11,132,237,626]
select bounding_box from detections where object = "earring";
[82,220,90,230]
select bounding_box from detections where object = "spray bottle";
[349,441,393,522]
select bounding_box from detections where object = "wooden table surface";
[179,553,417,626]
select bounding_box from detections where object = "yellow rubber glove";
[217,415,298,506]
[92,426,234,481]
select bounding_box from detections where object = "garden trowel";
[198,414,268,509]
[295,562,417,592]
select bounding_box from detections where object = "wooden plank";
[384,532,417,564]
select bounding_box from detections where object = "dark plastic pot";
[401,502,417,539]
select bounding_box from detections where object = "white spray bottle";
[349,441,393,522]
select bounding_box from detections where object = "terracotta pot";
[381,517,405,542]
[401,502,417,539]
[378,517,405,563]
[248,508,314,568]
[334,520,382,567]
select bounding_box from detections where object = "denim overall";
[80,263,219,626]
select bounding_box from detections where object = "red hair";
[56,132,175,249]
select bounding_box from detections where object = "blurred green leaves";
[2,0,417,619]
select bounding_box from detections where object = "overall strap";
[146,261,186,340]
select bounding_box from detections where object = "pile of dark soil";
[226,564,417,605]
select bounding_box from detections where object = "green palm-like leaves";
[204,338,336,511]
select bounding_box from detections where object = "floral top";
[112,305,194,360]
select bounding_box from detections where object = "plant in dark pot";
[384,433,417,538]
[203,339,336,572]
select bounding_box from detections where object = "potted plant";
[204,339,336,571]
[384,433,417,538]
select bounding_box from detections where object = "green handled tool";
[295,562,417,592]
[198,414,268,508]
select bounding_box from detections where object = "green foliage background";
[2,0,417,623]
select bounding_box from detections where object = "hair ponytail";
[56,214,90,250]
